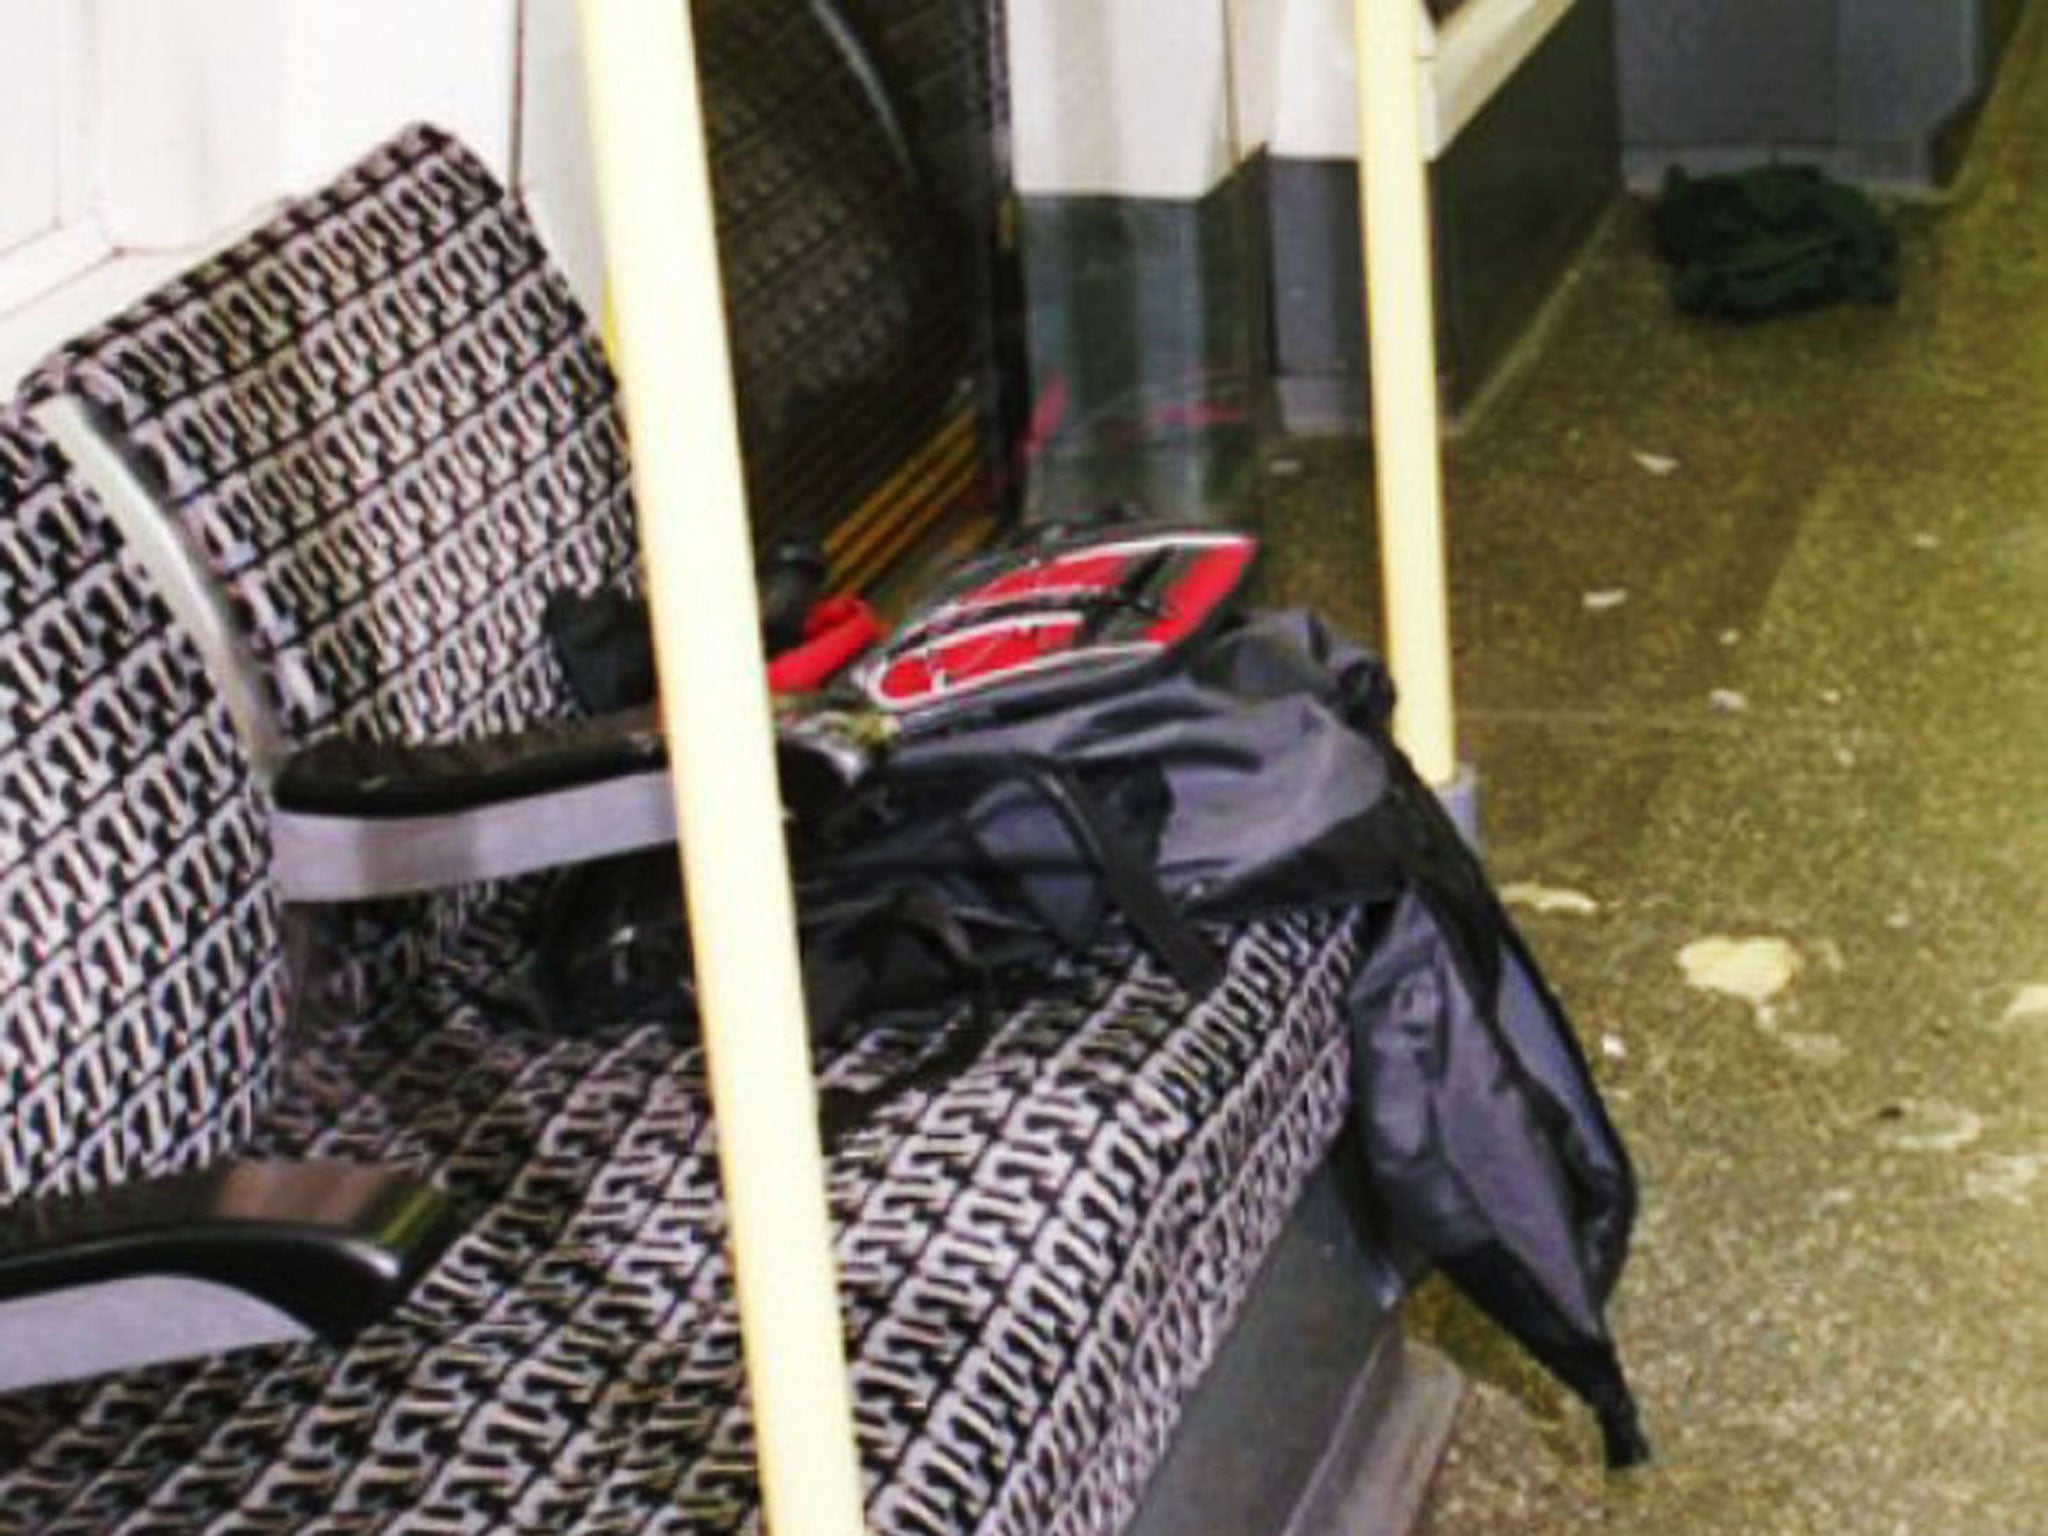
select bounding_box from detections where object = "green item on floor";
[1653,165,1899,318]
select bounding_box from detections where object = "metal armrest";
[269,708,680,902]
[35,392,828,903]
[267,707,877,902]
[0,1160,461,1393]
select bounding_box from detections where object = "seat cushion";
[0,909,1360,1535]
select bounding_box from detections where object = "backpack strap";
[1003,762,1224,996]
[814,886,1005,1140]
[859,753,1224,997]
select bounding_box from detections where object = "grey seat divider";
[271,770,679,901]
[34,395,682,902]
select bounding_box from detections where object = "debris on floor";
[1965,1152,2044,1205]
[1502,882,1602,917]
[1708,688,1748,713]
[1677,935,1843,1062]
[1995,984,2048,1032]
[1874,1099,1986,1154]
[1632,450,1681,477]
[1582,588,1629,612]
[1652,164,1900,318]
[1392,13,2048,1524]
[1769,1026,1849,1066]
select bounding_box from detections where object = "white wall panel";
[0,0,63,253]
[516,0,607,310]
[94,0,516,250]
[93,0,289,248]
[1006,0,1235,198]
[998,0,1519,195]
[1271,0,1363,160]
[1260,0,1576,165]
[1227,0,1283,158]
[282,0,517,192]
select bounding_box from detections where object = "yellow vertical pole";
[1353,0,1459,786]
[576,6,866,1536]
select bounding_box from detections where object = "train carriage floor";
[1252,7,2048,1531]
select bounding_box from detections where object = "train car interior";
[3,2,2043,1533]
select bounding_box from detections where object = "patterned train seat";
[1,403,1365,1525]
[26,124,641,1025]
[30,126,639,756]
[0,406,287,1205]
[3,114,1390,1532]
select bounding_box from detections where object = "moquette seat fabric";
[3,293,1375,1532]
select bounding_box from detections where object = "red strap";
[1146,543,1255,644]
[768,598,885,694]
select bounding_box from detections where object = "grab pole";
[577,6,867,1535]
[1353,0,1459,786]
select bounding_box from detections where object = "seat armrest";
[264,706,868,901]
[273,706,667,817]
[269,706,680,901]
[264,704,877,901]
[0,1160,462,1391]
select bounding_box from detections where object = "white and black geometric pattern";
[6,122,1373,1535]
[0,406,287,1206]
[685,0,992,549]
[28,124,640,1026]
[0,906,1360,1535]
[31,125,636,755]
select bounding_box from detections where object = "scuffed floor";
[1255,10,2048,1532]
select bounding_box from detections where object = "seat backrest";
[25,125,642,1023]
[28,123,639,757]
[1,406,287,1205]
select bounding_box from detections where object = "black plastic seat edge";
[0,1160,463,1340]
[273,706,668,818]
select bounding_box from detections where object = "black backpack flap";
[818,754,1219,994]
[960,763,1172,952]
[1366,748,1639,1296]
[1351,894,1597,1315]
[1183,607,1396,730]
[530,849,695,1032]
[808,760,1158,951]
[805,609,1413,996]
[1495,929,1636,1296]
[800,884,1054,1039]
[884,611,1403,919]
[542,587,658,715]
[1349,888,1648,1468]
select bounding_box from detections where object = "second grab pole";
[1353,0,1459,787]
